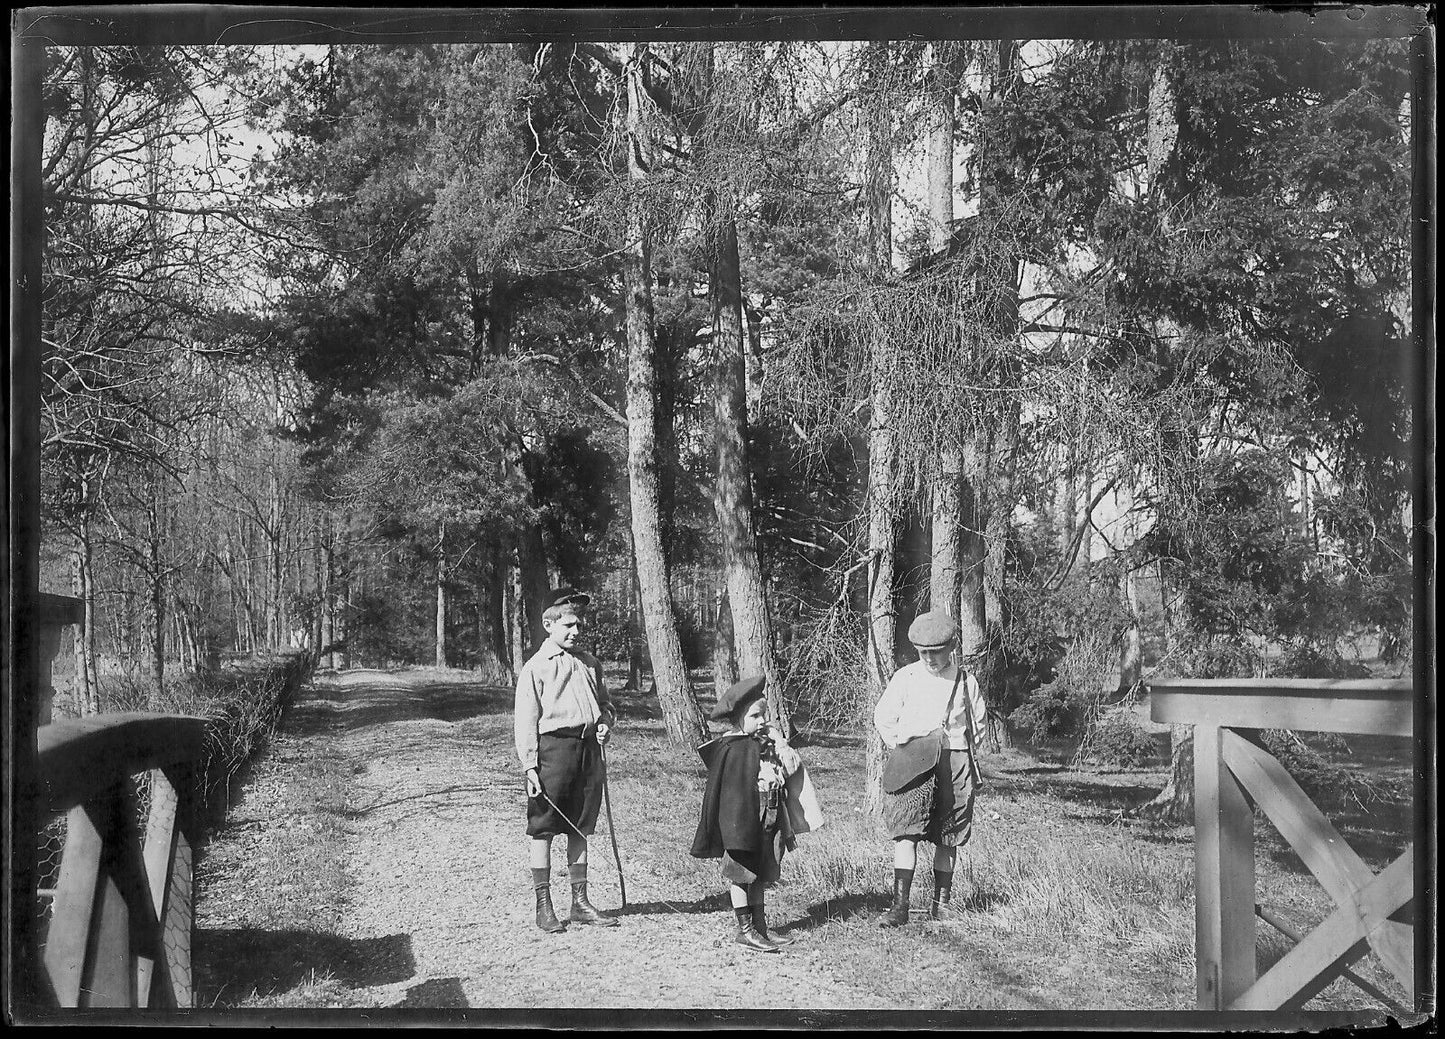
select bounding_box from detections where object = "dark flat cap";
[547,587,591,610]
[907,610,958,650]
[710,675,767,721]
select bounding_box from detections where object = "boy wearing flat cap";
[514,587,619,933]
[690,675,806,953]
[872,609,988,927]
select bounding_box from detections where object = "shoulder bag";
[880,667,963,795]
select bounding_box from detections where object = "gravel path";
[302,669,892,1011]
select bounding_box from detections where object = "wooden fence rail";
[35,712,209,1008]
[1150,678,1415,1012]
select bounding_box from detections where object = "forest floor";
[191,666,1418,1025]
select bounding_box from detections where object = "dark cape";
[689,734,762,859]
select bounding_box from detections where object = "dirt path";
[290,669,892,1011]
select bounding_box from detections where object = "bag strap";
[956,662,985,785]
[941,666,963,728]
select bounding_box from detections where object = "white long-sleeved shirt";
[513,641,614,771]
[873,661,987,751]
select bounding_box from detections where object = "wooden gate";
[36,712,209,1008]
[1150,679,1415,1011]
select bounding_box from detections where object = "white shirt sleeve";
[873,670,907,748]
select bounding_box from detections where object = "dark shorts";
[883,748,977,846]
[526,726,603,838]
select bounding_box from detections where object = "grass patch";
[194,722,359,1008]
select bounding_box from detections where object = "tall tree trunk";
[711,209,787,733]
[435,531,448,669]
[744,304,765,426]
[477,539,511,680]
[510,545,526,667]
[713,585,739,697]
[322,517,336,668]
[147,475,166,699]
[517,523,550,655]
[862,39,898,812]
[973,40,1024,718]
[627,540,645,691]
[1118,480,1143,694]
[958,442,988,656]
[72,516,99,714]
[926,41,964,621]
[620,41,707,746]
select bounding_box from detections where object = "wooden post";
[1193,725,1256,1008]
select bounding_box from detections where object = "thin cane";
[534,755,626,905]
[600,741,627,907]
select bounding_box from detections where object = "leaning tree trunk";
[711,209,787,733]
[861,39,898,813]
[620,41,706,746]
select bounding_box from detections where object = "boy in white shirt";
[873,610,988,926]
[514,588,619,932]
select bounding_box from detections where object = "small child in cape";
[689,675,809,953]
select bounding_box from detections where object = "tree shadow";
[196,929,415,1006]
[285,683,510,735]
[799,891,889,926]
[340,783,515,819]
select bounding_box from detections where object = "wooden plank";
[1194,726,1257,1008]
[1222,730,1375,906]
[138,769,180,1009]
[1230,856,1416,1011]
[41,805,103,1006]
[36,713,210,814]
[1229,898,1371,1010]
[1255,903,1408,1014]
[1356,848,1415,995]
[82,872,132,1007]
[1150,681,1412,735]
[1221,732,1415,991]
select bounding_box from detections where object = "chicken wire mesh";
[34,767,190,1005]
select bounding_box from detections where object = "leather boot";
[569,872,619,927]
[752,904,794,947]
[534,885,565,933]
[878,868,913,928]
[533,867,565,933]
[930,870,957,920]
[733,907,779,953]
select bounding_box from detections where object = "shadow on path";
[616,894,722,917]
[397,977,470,1008]
[285,681,512,736]
[196,929,415,1006]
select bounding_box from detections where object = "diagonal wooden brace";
[1220,730,1414,996]
[1229,848,1414,1010]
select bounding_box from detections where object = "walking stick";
[534,747,627,907]
[600,741,627,907]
